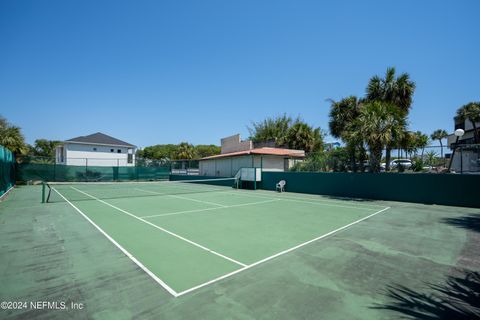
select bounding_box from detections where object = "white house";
[199,134,305,177]
[446,116,480,173]
[55,132,136,167]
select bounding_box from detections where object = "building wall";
[57,143,135,166]
[221,134,252,154]
[259,155,285,171]
[199,155,299,177]
[200,155,252,177]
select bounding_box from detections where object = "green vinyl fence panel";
[16,162,170,182]
[0,145,15,198]
[261,171,480,208]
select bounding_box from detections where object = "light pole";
[447,129,465,172]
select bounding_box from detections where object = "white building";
[199,134,305,177]
[55,132,136,167]
[446,116,480,173]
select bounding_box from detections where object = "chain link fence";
[290,144,480,174]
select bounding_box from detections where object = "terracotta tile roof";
[200,147,305,160]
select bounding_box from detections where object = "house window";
[127,148,133,164]
[110,149,114,152]
[93,147,97,151]
[117,149,121,153]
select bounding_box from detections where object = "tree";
[328,96,364,171]
[249,114,323,152]
[366,67,416,113]
[140,144,178,160]
[285,122,324,153]
[430,129,448,159]
[347,101,406,173]
[248,114,296,146]
[366,67,415,170]
[31,139,62,158]
[425,150,438,166]
[173,142,195,160]
[194,145,221,158]
[414,131,429,159]
[138,143,220,161]
[0,115,28,156]
[456,101,480,143]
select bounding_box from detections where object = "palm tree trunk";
[439,140,444,166]
[347,143,357,172]
[370,145,382,173]
[351,150,357,173]
[385,147,391,171]
[359,144,366,172]
[471,120,479,144]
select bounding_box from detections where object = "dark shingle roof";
[65,132,135,147]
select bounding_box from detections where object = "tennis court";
[45,179,390,297]
[1,176,479,319]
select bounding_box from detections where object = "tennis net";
[43,177,237,203]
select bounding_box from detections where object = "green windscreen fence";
[261,171,480,208]
[0,145,15,198]
[17,159,170,182]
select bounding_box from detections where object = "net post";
[41,182,45,203]
[253,166,257,190]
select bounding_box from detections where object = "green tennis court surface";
[47,180,390,296]
[1,182,478,319]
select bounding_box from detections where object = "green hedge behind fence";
[0,145,15,198]
[16,162,170,182]
[261,171,480,208]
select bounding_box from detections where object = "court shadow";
[442,214,480,233]
[372,270,480,319]
[323,195,377,203]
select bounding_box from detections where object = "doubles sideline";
[54,186,391,297]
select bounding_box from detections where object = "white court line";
[52,187,179,297]
[175,206,391,297]
[0,185,15,201]
[141,199,280,219]
[69,186,247,268]
[135,188,227,207]
[222,190,376,211]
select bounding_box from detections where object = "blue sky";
[1,0,479,147]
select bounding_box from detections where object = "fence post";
[460,146,463,174]
[85,158,88,181]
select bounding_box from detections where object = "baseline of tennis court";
[50,182,390,297]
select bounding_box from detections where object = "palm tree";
[0,116,27,156]
[402,131,428,159]
[456,102,480,143]
[425,150,438,166]
[430,129,448,159]
[366,67,416,113]
[285,122,324,153]
[366,67,415,170]
[173,142,196,160]
[347,101,406,173]
[32,139,62,158]
[414,131,429,159]
[328,96,364,171]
